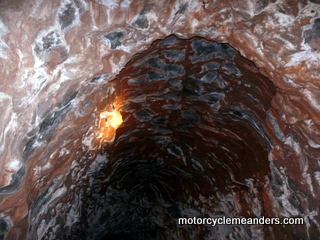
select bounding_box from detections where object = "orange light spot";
[98,108,123,142]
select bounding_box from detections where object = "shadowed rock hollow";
[0,0,320,239]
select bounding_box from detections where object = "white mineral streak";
[7,158,22,172]
[314,172,320,186]
[82,131,97,151]
[272,12,295,28]
[285,49,320,67]
[58,147,70,157]
[0,18,8,59]
[0,93,12,153]
[99,0,119,9]
[302,89,320,115]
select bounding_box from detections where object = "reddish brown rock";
[0,0,320,239]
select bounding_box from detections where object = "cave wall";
[0,0,320,239]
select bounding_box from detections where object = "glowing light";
[98,108,123,142]
[101,109,123,129]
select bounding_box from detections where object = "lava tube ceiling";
[0,0,320,239]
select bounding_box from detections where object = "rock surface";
[0,0,320,239]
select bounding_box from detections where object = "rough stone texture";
[0,0,319,239]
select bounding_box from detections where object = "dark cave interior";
[71,35,280,239]
[1,0,320,239]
